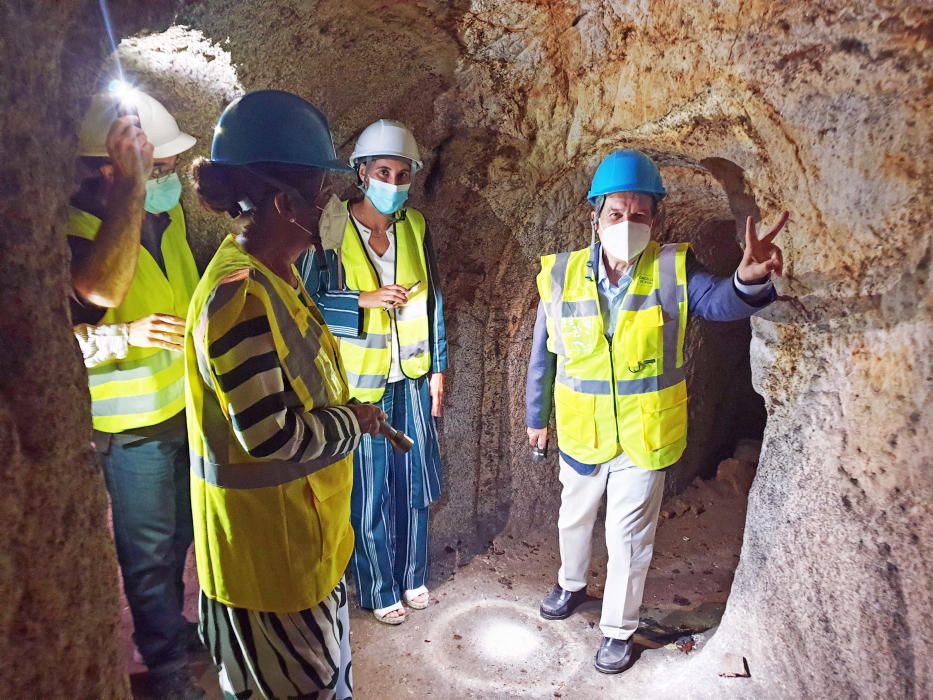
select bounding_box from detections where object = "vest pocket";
[554,383,597,450]
[308,459,353,559]
[639,383,687,451]
[620,305,664,373]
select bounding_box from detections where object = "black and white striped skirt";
[199,579,352,699]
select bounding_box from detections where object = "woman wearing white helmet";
[298,119,447,625]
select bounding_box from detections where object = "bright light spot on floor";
[479,621,541,662]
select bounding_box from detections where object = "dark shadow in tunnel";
[701,157,763,226]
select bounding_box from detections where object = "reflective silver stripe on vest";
[341,332,390,350]
[191,452,344,490]
[616,366,685,396]
[345,371,386,390]
[251,275,328,407]
[620,285,685,312]
[551,244,688,398]
[92,380,183,417]
[561,299,599,317]
[658,245,681,378]
[400,339,430,360]
[556,369,612,395]
[548,253,573,356]
[87,350,176,387]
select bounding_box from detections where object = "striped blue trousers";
[350,376,443,610]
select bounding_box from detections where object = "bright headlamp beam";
[107,79,138,104]
[98,0,125,82]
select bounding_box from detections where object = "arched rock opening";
[1,2,929,699]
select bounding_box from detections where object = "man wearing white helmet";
[69,86,203,698]
[298,119,448,626]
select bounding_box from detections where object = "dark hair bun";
[190,158,239,216]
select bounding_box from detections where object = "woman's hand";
[359,285,409,310]
[430,373,444,418]
[349,403,385,436]
[128,313,185,351]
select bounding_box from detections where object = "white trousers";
[557,451,666,640]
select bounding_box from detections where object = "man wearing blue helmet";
[526,150,787,674]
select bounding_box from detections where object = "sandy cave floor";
[122,470,757,699]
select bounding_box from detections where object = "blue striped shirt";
[296,225,448,374]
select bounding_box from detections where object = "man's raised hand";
[737,211,789,283]
[105,115,154,186]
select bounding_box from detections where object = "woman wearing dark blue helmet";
[185,90,383,699]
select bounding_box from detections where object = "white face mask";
[598,220,651,262]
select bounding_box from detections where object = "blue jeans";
[100,426,193,673]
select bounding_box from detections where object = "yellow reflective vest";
[185,235,353,612]
[339,207,432,401]
[537,241,690,470]
[69,205,199,433]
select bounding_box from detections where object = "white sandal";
[403,586,430,610]
[373,602,407,625]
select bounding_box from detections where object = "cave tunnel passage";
[4,1,930,699]
[60,21,768,696]
[84,102,765,695]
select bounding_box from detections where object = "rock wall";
[0,3,130,698]
[1,1,929,697]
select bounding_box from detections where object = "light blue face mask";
[144,173,183,214]
[365,177,410,215]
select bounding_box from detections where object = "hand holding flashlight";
[105,114,153,185]
[348,403,383,436]
[527,426,548,463]
[359,285,408,310]
[379,419,414,453]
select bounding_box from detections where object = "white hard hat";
[349,119,422,172]
[78,88,196,159]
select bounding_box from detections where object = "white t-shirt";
[353,215,404,383]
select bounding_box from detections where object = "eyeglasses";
[150,162,178,179]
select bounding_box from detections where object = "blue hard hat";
[210,90,352,172]
[586,149,666,203]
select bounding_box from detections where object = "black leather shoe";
[594,636,633,674]
[539,584,588,620]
